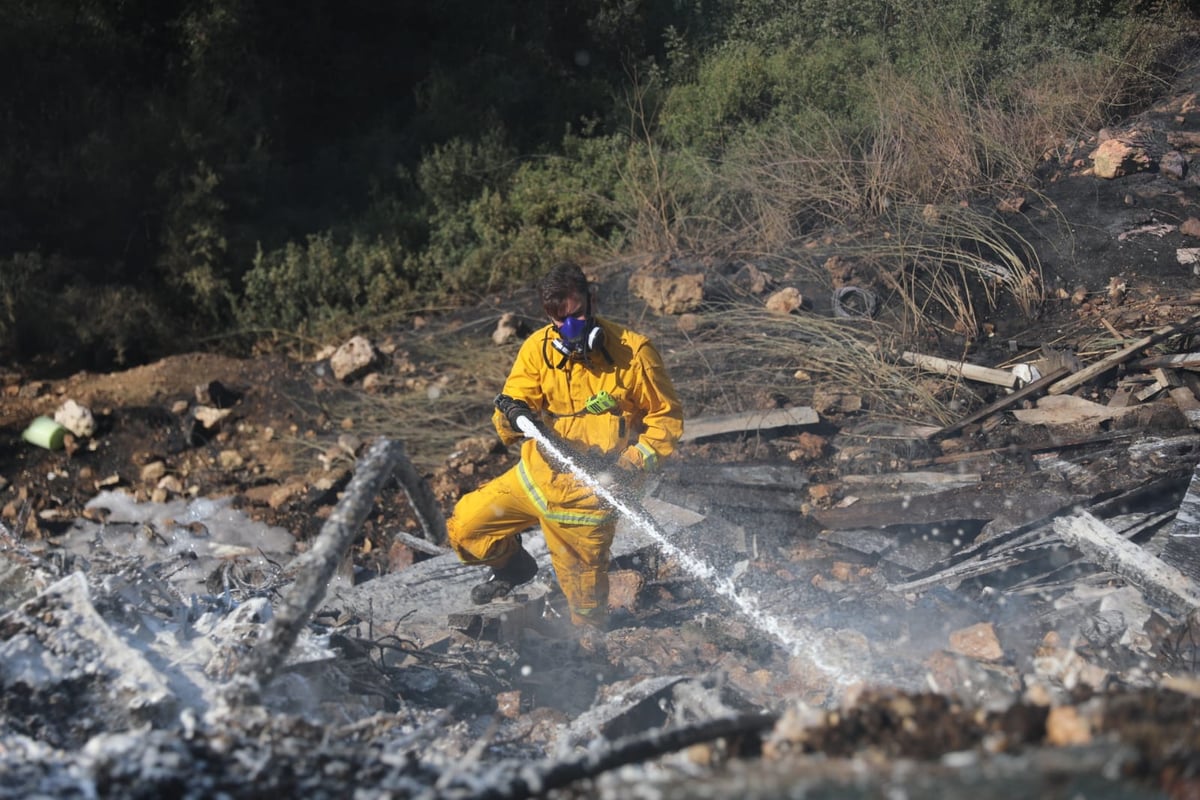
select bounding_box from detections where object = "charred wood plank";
[659,462,809,513]
[900,351,1019,387]
[909,430,1137,467]
[680,407,818,443]
[447,596,545,642]
[662,463,809,489]
[931,365,1070,440]
[1167,383,1200,429]
[1131,352,1200,371]
[1054,511,1200,616]
[228,438,400,703]
[1160,461,1200,584]
[887,474,1190,594]
[811,474,1080,531]
[1048,311,1200,396]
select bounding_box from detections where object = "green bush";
[660,44,774,150]
[238,232,407,333]
[0,252,51,358]
[156,161,234,327]
[418,131,635,294]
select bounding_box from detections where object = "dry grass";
[670,305,960,427]
[315,325,518,471]
[863,202,1044,338]
[707,36,1188,338]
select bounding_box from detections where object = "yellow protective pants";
[447,464,615,628]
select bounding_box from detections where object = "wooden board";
[1160,461,1200,584]
[680,406,819,442]
[1055,511,1200,615]
[1048,311,1200,396]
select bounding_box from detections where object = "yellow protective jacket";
[494,316,684,523]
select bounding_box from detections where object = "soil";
[2,48,1200,799]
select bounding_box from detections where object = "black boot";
[470,544,538,604]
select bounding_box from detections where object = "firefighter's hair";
[540,262,590,318]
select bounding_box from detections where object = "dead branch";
[227,437,400,703]
[393,440,449,546]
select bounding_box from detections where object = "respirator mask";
[550,300,603,362]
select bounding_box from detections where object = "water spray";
[515,417,860,687]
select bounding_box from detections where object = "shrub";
[156,161,234,327]
[238,232,407,333]
[659,44,774,151]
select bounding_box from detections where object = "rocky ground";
[3,49,1200,800]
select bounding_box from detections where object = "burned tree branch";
[393,440,448,546]
[227,437,400,703]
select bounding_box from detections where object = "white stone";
[54,399,96,438]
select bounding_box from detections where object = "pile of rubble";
[4,299,1200,797]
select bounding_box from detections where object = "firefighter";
[447,261,684,632]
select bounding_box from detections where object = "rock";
[607,569,645,612]
[764,287,804,315]
[787,432,827,462]
[629,267,705,314]
[811,388,863,415]
[1181,217,1200,238]
[330,336,379,382]
[1179,247,1200,274]
[1090,138,1152,178]
[192,406,231,430]
[156,475,183,496]
[492,312,522,345]
[218,450,245,470]
[140,461,167,482]
[1044,705,1093,746]
[496,690,523,719]
[1159,149,1187,179]
[54,399,96,438]
[948,622,1004,661]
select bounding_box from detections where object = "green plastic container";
[22,416,67,450]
